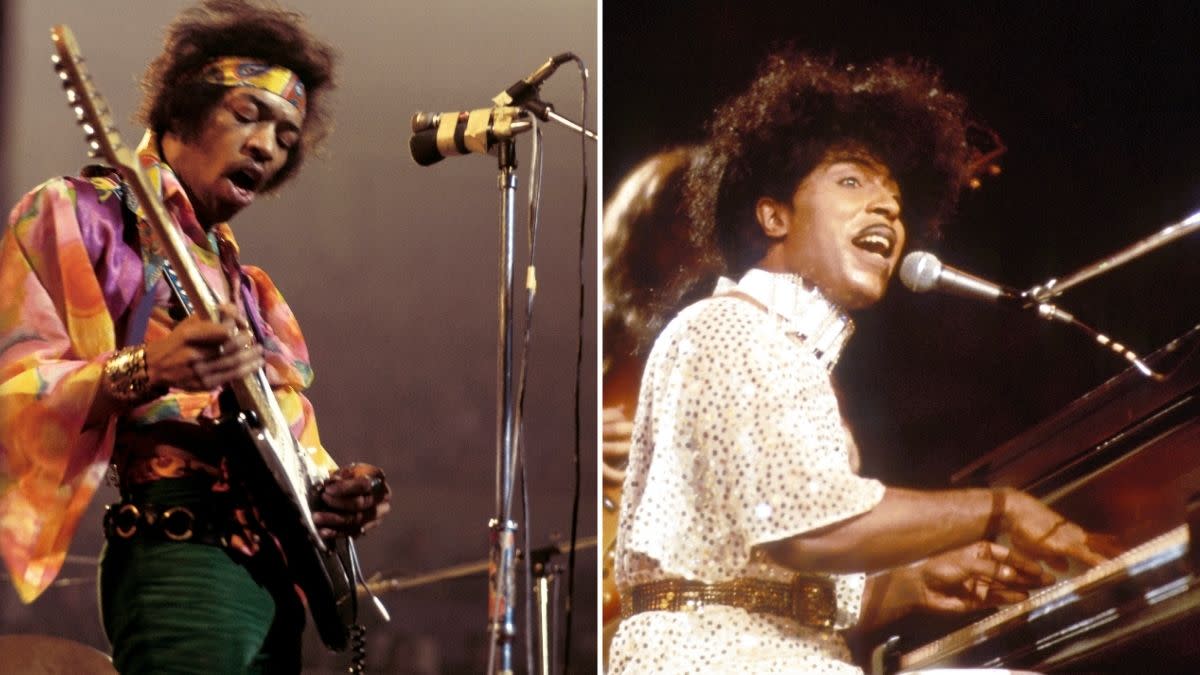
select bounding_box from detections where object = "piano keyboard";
[900,524,1192,669]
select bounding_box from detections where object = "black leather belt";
[102,501,228,547]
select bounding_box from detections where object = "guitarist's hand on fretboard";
[313,463,391,540]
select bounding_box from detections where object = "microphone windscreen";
[409,130,444,166]
[899,251,942,293]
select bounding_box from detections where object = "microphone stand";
[407,55,596,673]
[520,98,599,142]
[482,88,595,674]
[488,137,520,675]
[1025,209,1200,302]
[1019,209,1200,381]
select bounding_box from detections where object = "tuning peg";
[65,88,78,103]
[89,139,100,153]
[57,70,70,82]
[73,105,85,120]
[81,123,95,136]
[50,54,62,67]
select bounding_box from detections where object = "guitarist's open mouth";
[224,165,263,207]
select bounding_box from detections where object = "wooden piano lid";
[951,323,1200,496]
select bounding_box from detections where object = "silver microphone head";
[410,111,440,133]
[899,251,943,293]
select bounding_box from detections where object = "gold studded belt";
[622,575,836,629]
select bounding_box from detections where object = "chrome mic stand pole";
[487,138,520,675]
[1026,209,1200,302]
[474,62,592,669]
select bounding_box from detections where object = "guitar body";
[50,25,366,650]
[227,411,356,651]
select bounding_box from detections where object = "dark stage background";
[0,1,596,672]
[604,1,1200,491]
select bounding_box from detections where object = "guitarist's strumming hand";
[89,304,262,426]
[314,463,391,540]
[144,303,264,392]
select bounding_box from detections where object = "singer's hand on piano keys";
[1001,489,1123,570]
[911,541,1055,614]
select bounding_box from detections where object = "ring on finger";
[368,476,386,498]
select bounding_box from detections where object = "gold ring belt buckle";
[113,503,140,539]
[160,506,196,541]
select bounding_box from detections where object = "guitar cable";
[516,119,545,675]
[562,53,590,675]
[511,52,589,674]
[347,623,367,674]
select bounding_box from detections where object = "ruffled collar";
[130,131,240,284]
[715,268,855,370]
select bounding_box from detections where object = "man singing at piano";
[609,48,1115,673]
[0,1,389,672]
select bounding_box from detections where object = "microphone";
[492,52,574,109]
[899,251,1024,304]
[409,106,531,166]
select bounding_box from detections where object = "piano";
[877,325,1200,674]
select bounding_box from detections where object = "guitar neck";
[118,162,222,322]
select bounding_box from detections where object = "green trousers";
[98,479,305,674]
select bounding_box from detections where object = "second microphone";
[409,106,531,166]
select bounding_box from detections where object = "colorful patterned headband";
[199,57,307,116]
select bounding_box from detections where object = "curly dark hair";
[688,48,974,276]
[138,0,337,191]
[603,146,720,379]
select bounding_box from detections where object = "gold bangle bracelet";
[103,345,154,402]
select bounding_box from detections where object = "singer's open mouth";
[851,224,896,259]
[226,163,264,193]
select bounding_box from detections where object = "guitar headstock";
[49,25,137,173]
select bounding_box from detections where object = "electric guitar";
[51,24,360,650]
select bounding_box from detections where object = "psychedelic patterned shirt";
[0,131,336,602]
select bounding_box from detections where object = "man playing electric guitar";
[0,2,389,672]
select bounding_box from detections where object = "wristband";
[103,345,156,403]
[983,489,1006,542]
